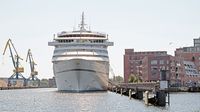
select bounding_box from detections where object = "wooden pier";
[108,81,170,106]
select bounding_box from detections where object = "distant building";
[0,78,25,87]
[124,37,200,86]
[39,79,49,88]
[141,55,171,82]
[174,38,200,86]
[194,37,200,47]
[27,80,40,87]
[124,49,170,83]
[48,77,56,88]
[0,78,8,87]
[169,56,185,86]
[8,79,25,87]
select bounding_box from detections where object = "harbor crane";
[2,39,26,80]
[26,49,39,81]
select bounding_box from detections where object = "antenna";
[73,19,76,31]
[79,12,86,31]
[89,26,91,31]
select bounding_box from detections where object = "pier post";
[129,89,132,99]
[156,91,166,106]
[136,91,143,100]
[120,88,123,96]
[115,88,118,94]
[144,91,149,105]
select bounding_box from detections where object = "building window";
[166,60,169,64]
[151,60,158,65]
[151,66,157,76]
[139,61,142,64]
[159,60,164,65]
[129,56,132,60]
[131,69,133,72]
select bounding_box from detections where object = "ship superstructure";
[48,13,113,91]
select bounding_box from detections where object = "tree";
[114,76,124,83]
[128,74,142,83]
[110,75,124,83]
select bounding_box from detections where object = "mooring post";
[137,91,143,100]
[156,91,166,106]
[115,88,118,94]
[144,91,149,105]
[167,90,170,106]
[120,88,123,96]
[129,89,132,99]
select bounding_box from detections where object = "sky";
[0,0,200,79]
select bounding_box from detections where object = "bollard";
[121,88,123,96]
[129,89,132,99]
[144,91,149,105]
[115,88,118,94]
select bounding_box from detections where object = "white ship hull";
[53,59,109,92]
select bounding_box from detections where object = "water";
[0,88,200,112]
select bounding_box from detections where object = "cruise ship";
[48,13,113,92]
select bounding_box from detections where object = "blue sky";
[0,0,200,79]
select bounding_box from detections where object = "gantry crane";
[3,39,26,80]
[26,49,39,81]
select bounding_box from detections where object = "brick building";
[124,49,170,83]
[141,55,171,82]
[173,38,200,86]
[124,38,200,86]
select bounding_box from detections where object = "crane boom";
[26,49,33,71]
[3,39,17,68]
[3,39,10,55]
[3,39,19,56]
[2,39,25,80]
[3,40,16,68]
